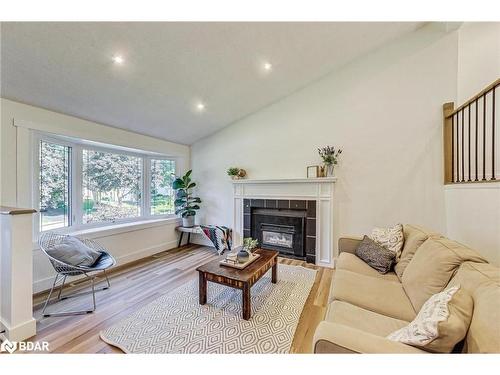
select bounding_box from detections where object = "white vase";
[325,164,335,177]
[182,216,195,227]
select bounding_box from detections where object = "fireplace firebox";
[252,209,306,258]
[243,199,317,263]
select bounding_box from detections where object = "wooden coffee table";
[196,248,279,320]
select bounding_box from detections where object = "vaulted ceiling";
[1,22,425,144]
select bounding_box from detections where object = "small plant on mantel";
[227,167,247,180]
[227,167,239,178]
[318,146,342,177]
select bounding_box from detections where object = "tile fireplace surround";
[232,178,336,268]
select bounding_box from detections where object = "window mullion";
[143,158,150,218]
[73,144,83,227]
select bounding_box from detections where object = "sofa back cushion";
[447,262,500,353]
[401,237,487,312]
[395,225,437,280]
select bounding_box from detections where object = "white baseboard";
[0,317,36,342]
[33,239,179,293]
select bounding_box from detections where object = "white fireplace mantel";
[232,177,337,268]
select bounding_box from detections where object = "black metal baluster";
[475,99,479,181]
[452,114,455,182]
[461,109,465,182]
[492,87,496,180]
[468,104,471,181]
[457,113,460,182]
[483,94,487,181]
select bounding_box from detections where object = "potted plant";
[173,170,201,227]
[227,167,240,179]
[318,146,343,176]
[237,237,259,263]
[227,167,247,180]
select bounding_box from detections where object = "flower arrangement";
[318,146,343,166]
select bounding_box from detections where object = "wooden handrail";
[445,78,500,118]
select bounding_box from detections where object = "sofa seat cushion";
[325,300,409,337]
[402,237,487,312]
[330,269,417,321]
[336,252,399,282]
[395,224,439,280]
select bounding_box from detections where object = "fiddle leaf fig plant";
[173,170,201,218]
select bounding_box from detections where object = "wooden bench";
[175,225,203,247]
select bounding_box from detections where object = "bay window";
[36,134,177,232]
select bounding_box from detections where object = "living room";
[1,0,499,372]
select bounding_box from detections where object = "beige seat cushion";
[402,237,487,312]
[325,300,409,337]
[336,252,399,282]
[448,262,500,353]
[395,224,437,279]
[331,269,417,321]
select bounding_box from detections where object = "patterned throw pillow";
[387,285,473,353]
[355,235,396,274]
[370,223,404,260]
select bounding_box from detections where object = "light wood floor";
[30,245,333,353]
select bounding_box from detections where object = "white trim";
[444,181,500,190]
[232,177,337,184]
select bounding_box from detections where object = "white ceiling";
[1,22,425,145]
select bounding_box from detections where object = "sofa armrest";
[313,321,426,354]
[338,236,363,255]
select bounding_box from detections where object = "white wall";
[192,25,458,254]
[0,98,191,291]
[445,23,500,266]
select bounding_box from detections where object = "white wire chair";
[38,232,116,317]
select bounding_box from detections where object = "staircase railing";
[443,78,499,184]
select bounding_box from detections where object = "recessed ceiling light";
[196,102,206,112]
[112,55,124,64]
[263,62,273,71]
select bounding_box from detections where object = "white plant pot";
[182,216,195,227]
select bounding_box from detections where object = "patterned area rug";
[100,264,316,353]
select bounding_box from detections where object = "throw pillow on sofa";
[355,235,396,274]
[387,285,473,353]
[47,236,102,267]
[370,223,404,260]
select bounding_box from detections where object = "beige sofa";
[313,224,500,353]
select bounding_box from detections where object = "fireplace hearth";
[243,199,316,263]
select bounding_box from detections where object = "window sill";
[35,217,182,247]
[71,217,181,239]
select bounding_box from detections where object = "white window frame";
[33,132,178,234]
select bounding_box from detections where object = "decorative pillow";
[370,223,404,260]
[47,236,102,267]
[387,285,473,353]
[355,235,396,274]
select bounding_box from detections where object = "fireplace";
[243,199,316,263]
[252,209,306,258]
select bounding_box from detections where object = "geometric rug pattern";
[100,264,316,353]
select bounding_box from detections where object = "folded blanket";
[200,225,232,255]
